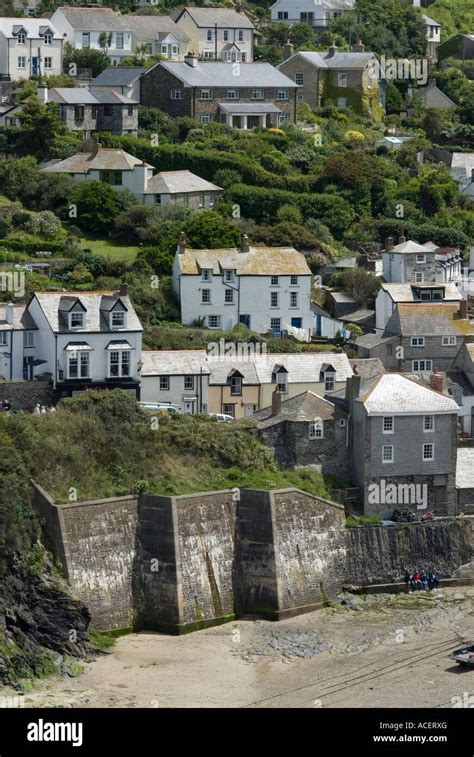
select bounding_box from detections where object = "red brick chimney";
[119,281,128,297]
[271,386,281,417]
[429,368,446,394]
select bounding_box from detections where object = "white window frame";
[383,416,394,434]
[159,375,170,391]
[382,445,394,464]
[442,336,456,346]
[415,271,424,283]
[82,32,90,49]
[423,415,434,432]
[200,88,213,100]
[226,89,239,100]
[208,315,221,329]
[295,73,304,86]
[251,89,264,100]
[17,56,26,69]
[116,32,124,50]
[201,289,211,304]
[111,310,126,329]
[223,30,229,42]
[69,311,84,330]
[224,270,234,282]
[412,359,432,372]
[224,289,234,304]
[337,73,347,87]
[201,269,211,281]
[17,32,26,45]
[410,336,425,347]
[67,351,89,380]
[184,376,194,391]
[324,373,335,392]
[309,420,323,439]
[200,114,213,124]
[270,291,279,308]
[108,350,131,379]
[270,317,281,333]
[44,57,52,70]
[416,254,426,263]
[0,332,7,346]
[290,291,298,308]
[238,30,244,42]
[423,443,434,461]
[170,89,183,100]
[276,90,289,101]
[43,32,52,45]
[23,331,34,347]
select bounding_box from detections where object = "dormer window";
[70,311,84,329]
[201,269,212,281]
[43,32,52,45]
[272,366,288,394]
[17,32,26,44]
[324,371,335,392]
[111,311,126,329]
[228,371,242,396]
[224,270,234,282]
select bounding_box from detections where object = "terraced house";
[141,55,298,127]
[0,17,63,79]
[50,6,133,65]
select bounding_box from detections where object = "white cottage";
[173,234,313,335]
[0,17,63,79]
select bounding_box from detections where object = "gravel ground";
[1,587,472,709]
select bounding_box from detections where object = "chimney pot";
[328,41,337,57]
[384,236,394,252]
[240,234,250,253]
[177,231,186,254]
[271,385,281,417]
[429,368,446,394]
[119,281,128,297]
[459,299,467,319]
[352,39,365,53]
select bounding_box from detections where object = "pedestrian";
[33,403,41,415]
[2,399,11,413]
[48,405,56,413]
[40,405,47,414]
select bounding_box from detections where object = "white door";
[244,404,255,417]
[184,401,194,414]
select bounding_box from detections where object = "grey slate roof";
[40,148,153,175]
[219,102,282,114]
[380,282,462,303]
[253,390,337,428]
[145,170,221,195]
[55,7,129,31]
[350,358,384,380]
[0,304,34,331]
[357,373,459,414]
[33,291,143,333]
[422,14,440,27]
[48,88,98,105]
[174,7,255,29]
[142,350,210,376]
[280,50,375,71]
[93,90,138,105]
[125,15,190,43]
[91,68,147,87]
[385,303,474,338]
[145,61,297,87]
[356,332,398,348]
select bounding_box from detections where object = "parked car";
[139,402,182,415]
[451,645,474,667]
[209,413,234,423]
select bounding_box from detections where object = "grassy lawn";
[0,195,22,208]
[80,237,139,263]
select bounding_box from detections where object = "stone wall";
[345,519,472,585]
[32,482,473,633]
[0,380,53,411]
[32,482,139,631]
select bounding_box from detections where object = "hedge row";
[227,184,355,239]
[97,133,317,193]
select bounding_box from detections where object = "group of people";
[33,404,56,415]
[405,570,440,592]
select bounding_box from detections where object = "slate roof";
[385,303,474,337]
[357,373,459,414]
[280,50,375,71]
[380,282,462,303]
[0,304,36,331]
[350,358,385,380]
[219,102,282,114]
[32,291,143,333]
[55,7,129,31]
[451,152,474,178]
[48,88,98,105]
[207,351,353,385]
[141,350,210,376]
[253,390,337,428]
[176,245,311,276]
[422,14,440,27]
[145,61,297,87]
[0,18,60,37]
[456,448,474,489]
[145,170,221,195]
[40,148,153,174]
[355,333,398,348]
[173,7,255,29]
[414,82,456,107]
[93,91,138,105]
[91,68,147,87]
[125,15,190,43]
[390,239,430,254]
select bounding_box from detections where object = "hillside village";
[0,0,472,719]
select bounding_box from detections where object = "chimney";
[184,51,198,68]
[119,281,128,297]
[235,0,242,12]
[240,234,250,253]
[136,159,148,192]
[283,41,294,60]
[345,375,361,403]
[352,39,365,53]
[429,368,446,394]
[177,231,186,254]
[5,303,14,325]
[327,41,337,57]
[459,299,467,319]
[271,385,281,417]
[37,86,48,104]
[398,229,406,244]
[471,168,474,182]
[384,236,394,252]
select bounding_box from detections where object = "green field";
[80,237,139,263]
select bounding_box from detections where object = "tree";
[331,268,381,307]
[183,211,241,249]
[63,44,110,78]
[98,32,112,56]
[70,182,135,234]
[25,210,62,238]
[16,97,64,160]
[289,23,315,48]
